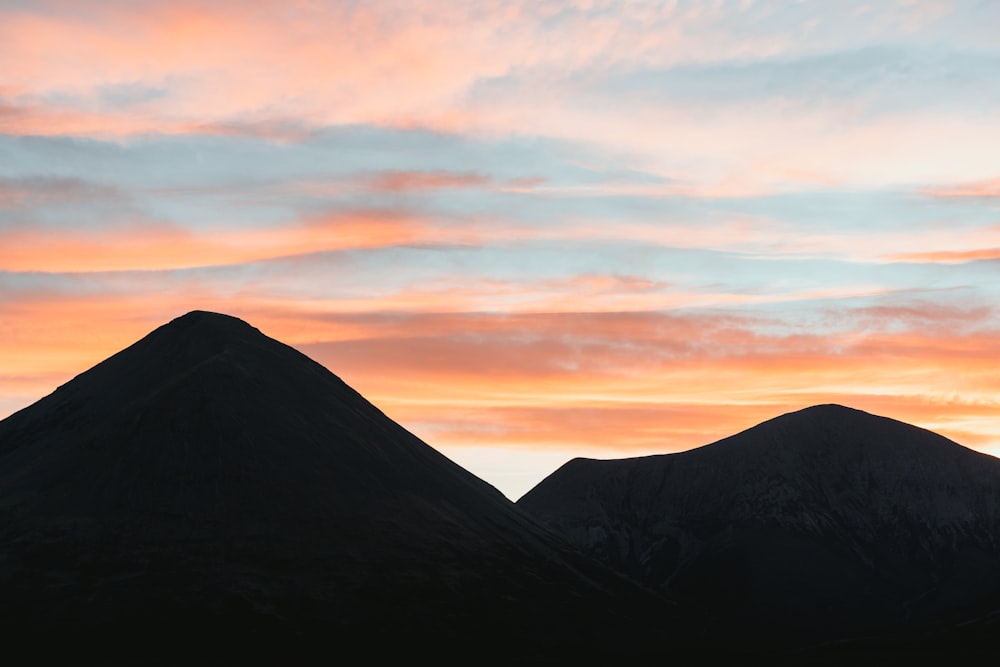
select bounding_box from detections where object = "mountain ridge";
[518,403,1000,652]
[0,310,682,662]
[7,311,1000,660]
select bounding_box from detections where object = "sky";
[3,0,1000,501]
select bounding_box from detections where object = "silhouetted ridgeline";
[518,404,1000,659]
[3,311,1000,662]
[0,311,681,663]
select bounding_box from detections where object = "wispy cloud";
[0,208,457,272]
[889,249,1000,264]
[4,2,997,196]
[923,177,1000,199]
[362,170,492,193]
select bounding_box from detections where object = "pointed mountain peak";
[147,309,264,348]
[0,310,680,661]
[169,309,255,330]
[796,403,865,415]
[72,310,301,396]
[789,403,890,421]
[0,311,335,457]
[756,403,879,428]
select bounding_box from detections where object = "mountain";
[0,311,681,663]
[517,404,1000,656]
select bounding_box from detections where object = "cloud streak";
[923,178,1000,199]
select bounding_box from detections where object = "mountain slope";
[0,311,679,662]
[518,404,1000,651]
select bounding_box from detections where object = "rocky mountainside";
[0,311,680,663]
[518,404,1000,653]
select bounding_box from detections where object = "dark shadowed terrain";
[518,404,1000,660]
[7,310,1000,663]
[0,311,685,664]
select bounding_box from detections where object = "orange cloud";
[0,2,508,133]
[923,178,1000,198]
[285,309,1000,443]
[890,249,1000,264]
[363,171,492,192]
[0,100,166,137]
[397,402,788,453]
[0,207,836,278]
[0,209,455,272]
[3,299,1000,488]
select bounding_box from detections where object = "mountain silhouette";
[0,311,679,663]
[518,404,1000,656]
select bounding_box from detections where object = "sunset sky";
[3,0,1000,500]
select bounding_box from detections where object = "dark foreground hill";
[518,404,1000,659]
[0,311,683,664]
